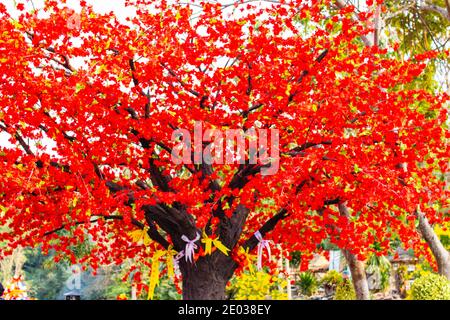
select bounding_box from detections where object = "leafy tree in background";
[22,248,68,300]
[332,0,450,292]
[383,0,450,91]
[379,0,450,279]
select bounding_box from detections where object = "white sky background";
[2,0,275,20]
[3,0,136,20]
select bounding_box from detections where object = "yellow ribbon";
[166,246,177,280]
[148,250,165,300]
[202,235,213,255]
[213,238,230,255]
[239,247,256,274]
[128,228,151,246]
[201,232,230,256]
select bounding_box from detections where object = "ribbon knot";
[201,231,230,256]
[181,232,200,263]
[173,250,185,271]
[255,231,271,270]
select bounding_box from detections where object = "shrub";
[334,279,356,300]
[227,270,288,300]
[297,272,318,297]
[365,254,391,292]
[320,270,343,295]
[410,273,450,300]
[395,265,408,298]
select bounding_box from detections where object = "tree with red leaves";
[0,0,448,299]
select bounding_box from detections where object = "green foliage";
[22,249,182,300]
[334,279,356,300]
[102,274,131,300]
[22,248,69,300]
[366,254,392,291]
[409,273,450,300]
[435,223,450,250]
[395,265,409,297]
[227,270,288,300]
[153,275,181,300]
[382,0,449,95]
[289,251,302,268]
[440,235,450,250]
[297,272,318,297]
[77,267,121,300]
[384,0,450,53]
[321,270,343,290]
[92,261,180,300]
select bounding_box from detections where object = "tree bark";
[338,203,370,300]
[180,253,235,300]
[416,209,450,280]
[342,249,371,300]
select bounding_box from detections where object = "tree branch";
[160,62,200,97]
[228,163,270,190]
[14,132,34,156]
[242,208,289,251]
[283,140,332,156]
[142,204,199,251]
[334,0,373,47]
[419,2,450,21]
[43,215,141,236]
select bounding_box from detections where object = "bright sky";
[4,0,136,19]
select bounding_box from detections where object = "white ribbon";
[181,232,200,263]
[255,231,272,270]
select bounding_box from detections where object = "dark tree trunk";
[416,209,450,280]
[180,253,235,300]
[342,249,371,300]
[338,203,370,300]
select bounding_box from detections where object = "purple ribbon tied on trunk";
[181,232,200,263]
[255,231,272,270]
[173,250,185,270]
